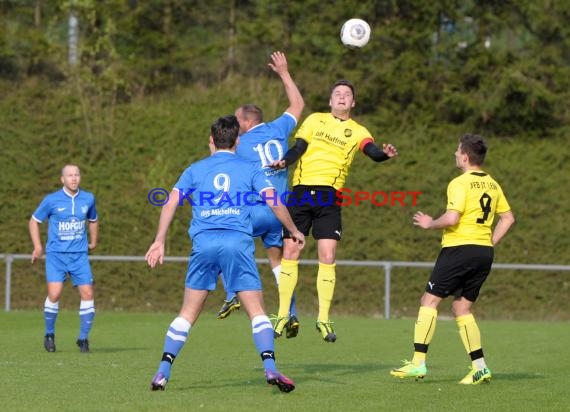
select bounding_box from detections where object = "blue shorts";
[186,230,261,293]
[45,252,93,286]
[251,204,283,249]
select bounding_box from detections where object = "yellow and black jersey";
[292,112,373,190]
[442,170,511,247]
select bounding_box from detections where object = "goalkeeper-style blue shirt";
[32,188,98,253]
[174,151,275,239]
[235,112,296,197]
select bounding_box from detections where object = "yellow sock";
[412,306,438,365]
[456,313,485,368]
[277,259,298,318]
[316,262,336,321]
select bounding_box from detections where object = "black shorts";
[282,185,342,240]
[426,245,494,302]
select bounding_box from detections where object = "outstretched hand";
[268,51,288,76]
[383,143,398,158]
[413,211,433,229]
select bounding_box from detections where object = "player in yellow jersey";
[390,133,515,384]
[269,79,398,342]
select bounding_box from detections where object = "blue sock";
[44,297,59,335]
[158,316,191,378]
[79,300,95,340]
[289,293,297,317]
[252,315,277,371]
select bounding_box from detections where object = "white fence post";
[384,262,392,320]
[5,254,12,312]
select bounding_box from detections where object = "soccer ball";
[340,18,371,48]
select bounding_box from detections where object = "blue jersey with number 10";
[236,112,296,196]
[174,151,275,239]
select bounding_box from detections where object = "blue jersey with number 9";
[174,152,275,240]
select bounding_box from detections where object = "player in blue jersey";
[217,51,304,339]
[29,164,98,353]
[146,115,305,393]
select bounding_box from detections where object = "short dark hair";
[239,104,263,123]
[459,133,487,166]
[211,115,240,149]
[331,79,355,99]
[61,164,80,176]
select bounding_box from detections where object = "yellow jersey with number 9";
[292,112,373,190]
[442,171,511,247]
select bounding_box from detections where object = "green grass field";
[1,311,568,411]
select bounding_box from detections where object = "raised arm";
[268,51,304,121]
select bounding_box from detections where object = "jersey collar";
[62,187,80,198]
[246,122,266,134]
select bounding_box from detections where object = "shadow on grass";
[91,346,149,353]
[491,372,545,381]
[298,361,383,375]
[156,365,381,392]
[385,371,545,385]
[147,370,546,393]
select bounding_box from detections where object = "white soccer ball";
[340,18,371,48]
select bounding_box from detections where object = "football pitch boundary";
[1,311,568,411]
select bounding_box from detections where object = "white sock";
[272,265,281,284]
[473,358,487,370]
[79,299,95,314]
[44,297,59,311]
